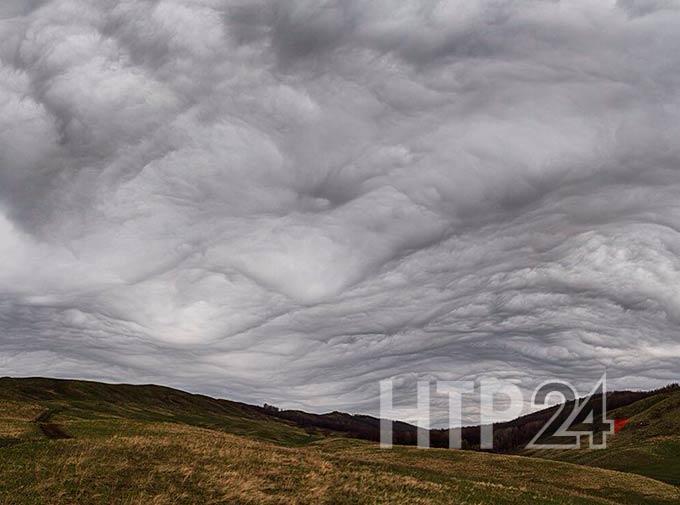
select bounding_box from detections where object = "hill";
[1,377,679,504]
[0,376,330,447]
[271,388,662,450]
[524,384,680,486]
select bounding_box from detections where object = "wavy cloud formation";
[1,0,679,422]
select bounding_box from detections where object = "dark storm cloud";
[1,0,679,423]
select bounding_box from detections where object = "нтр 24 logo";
[527,373,615,449]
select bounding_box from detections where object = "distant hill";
[1,376,678,504]
[270,387,675,453]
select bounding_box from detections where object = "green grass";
[0,377,319,447]
[524,388,680,486]
[1,377,678,505]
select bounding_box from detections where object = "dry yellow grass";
[1,417,678,505]
[0,401,44,439]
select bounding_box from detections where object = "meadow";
[1,378,677,505]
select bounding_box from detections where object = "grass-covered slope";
[524,385,680,486]
[1,377,679,504]
[0,376,320,446]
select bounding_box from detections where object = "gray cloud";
[1,0,679,424]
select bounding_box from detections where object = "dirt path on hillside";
[33,409,72,440]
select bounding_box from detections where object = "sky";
[1,0,680,425]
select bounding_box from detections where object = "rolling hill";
[524,384,680,486]
[0,377,678,504]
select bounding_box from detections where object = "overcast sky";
[1,0,679,424]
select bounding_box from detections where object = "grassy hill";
[0,377,321,447]
[1,377,679,504]
[524,385,680,486]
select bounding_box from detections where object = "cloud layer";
[1,0,679,422]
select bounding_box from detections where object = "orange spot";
[614,418,629,433]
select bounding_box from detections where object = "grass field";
[1,378,678,505]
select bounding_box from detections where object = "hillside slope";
[524,386,680,486]
[1,377,679,504]
[0,376,321,447]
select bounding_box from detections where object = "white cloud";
[1,0,679,422]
